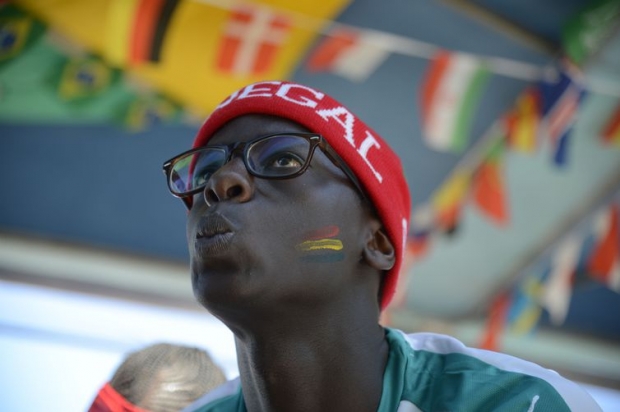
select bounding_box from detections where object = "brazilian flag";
[55,55,120,103]
[0,5,45,69]
[119,93,182,131]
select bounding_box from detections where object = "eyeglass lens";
[168,134,313,196]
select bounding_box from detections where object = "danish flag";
[217,5,291,76]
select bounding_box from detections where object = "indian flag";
[420,50,489,152]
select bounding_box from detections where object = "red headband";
[88,383,149,412]
[193,81,411,309]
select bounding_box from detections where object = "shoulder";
[181,377,242,412]
[386,328,601,411]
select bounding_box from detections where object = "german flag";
[106,0,180,67]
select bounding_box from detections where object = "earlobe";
[363,220,395,271]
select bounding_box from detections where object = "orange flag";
[472,139,510,226]
[601,103,620,147]
[480,292,511,351]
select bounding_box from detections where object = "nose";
[203,157,254,206]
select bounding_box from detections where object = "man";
[163,81,600,411]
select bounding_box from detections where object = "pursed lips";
[197,217,233,239]
[194,214,236,256]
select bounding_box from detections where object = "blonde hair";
[109,343,226,412]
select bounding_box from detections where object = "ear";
[362,218,395,271]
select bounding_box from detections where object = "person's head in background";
[88,343,226,412]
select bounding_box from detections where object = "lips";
[197,214,233,239]
[194,213,236,256]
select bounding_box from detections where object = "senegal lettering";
[216,81,383,184]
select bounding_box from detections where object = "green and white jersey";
[184,328,601,412]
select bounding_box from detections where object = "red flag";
[480,293,511,351]
[306,28,390,82]
[472,139,509,226]
[307,29,357,71]
[601,103,620,147]
[587,204,620,290]
[217,5,291,76]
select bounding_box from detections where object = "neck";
[232,306,388,412]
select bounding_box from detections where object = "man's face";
[186,114,373,313]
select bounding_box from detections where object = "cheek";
[295,225,346,263]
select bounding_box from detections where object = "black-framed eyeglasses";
[162,132,366,208]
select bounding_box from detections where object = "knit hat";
[193,81,411,310]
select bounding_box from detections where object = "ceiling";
[1,0,620,388]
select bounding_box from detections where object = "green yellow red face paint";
[296,225,345,263]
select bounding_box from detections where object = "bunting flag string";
[476,193,620,350]
[416,59,589,242]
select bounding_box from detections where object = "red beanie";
[193,81,411,310]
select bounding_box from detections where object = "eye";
[192,165,219,187]
[266,152,304,170]
[271,153,303,168]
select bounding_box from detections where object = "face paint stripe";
[300,253,345,263]
[302,225,340,241]
[296,238,343,252]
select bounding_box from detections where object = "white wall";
[0,280,238,411]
